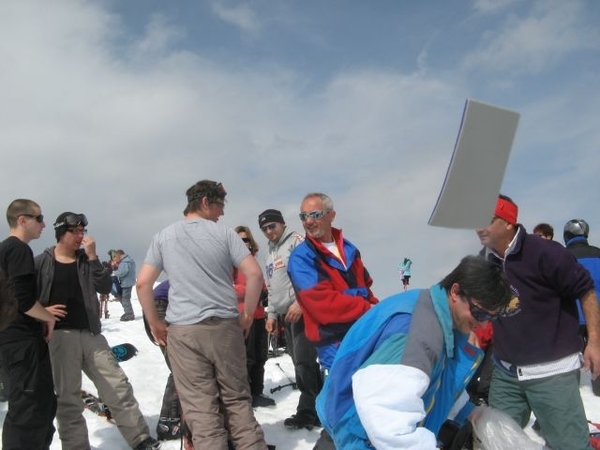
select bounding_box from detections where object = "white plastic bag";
[472,405,544,450]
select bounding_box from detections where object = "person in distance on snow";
[112,249,137,321]
[36,212,160,450]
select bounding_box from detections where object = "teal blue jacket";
[316,286,482,449]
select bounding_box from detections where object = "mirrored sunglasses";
[299,210,329,222]
[465,296,500,322]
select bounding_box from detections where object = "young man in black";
[0,198,57,450]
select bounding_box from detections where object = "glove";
[260,290,269,307]
[437,419,473,450]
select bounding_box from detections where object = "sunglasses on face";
[465,296,499,322]
[261,223,277,232]
[53,213,88,230]
[241,237,251,243]
[21,214,44,223]
[299,210,329,222]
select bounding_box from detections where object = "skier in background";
[398,257,412,291]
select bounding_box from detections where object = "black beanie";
[54,212,76,242]
[258,209,285,227]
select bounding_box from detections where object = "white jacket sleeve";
[352,364,438,450]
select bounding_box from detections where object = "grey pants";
[489,366,591,450]
[120,286,134,316]
[168,317,268,450]
[49,329,150,449]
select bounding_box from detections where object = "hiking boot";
[156,417,181,441]
[120,313,135,322]
[252,393,276,408]
[283,414,321,430]
[134,436,161,450]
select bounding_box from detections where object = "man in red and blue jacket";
[287,193,378,442]
[287,193,378,371]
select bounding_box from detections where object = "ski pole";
[275,362,297,390]
[270,382,296,394]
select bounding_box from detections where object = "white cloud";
[463,0,597,76]
[0,0,598,298]
[210,0,260,33]
[472,0,522,15]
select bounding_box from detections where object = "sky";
[1,0,599,298]
[2,295,598,449]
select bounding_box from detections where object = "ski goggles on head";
[53,213,88,230]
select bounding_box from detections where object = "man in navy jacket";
[476,195,600,450]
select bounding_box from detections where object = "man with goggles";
[36,211,160,450]
[476,194,600,450]
[53,213,88,230]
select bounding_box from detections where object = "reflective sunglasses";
[465,296,500,322]
[53,213,88,230]
[299,210,329,222]
[21,214,44,223]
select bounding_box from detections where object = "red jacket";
[287,228,378,344]
[233,266,266,320]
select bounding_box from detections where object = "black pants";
[283,316,323,418]
[0,337,57,450]
[245,317,269,395]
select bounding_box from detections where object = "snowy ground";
[1,294,600,449]
[0,295,320,450]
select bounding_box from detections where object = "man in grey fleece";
[258,209,323,430]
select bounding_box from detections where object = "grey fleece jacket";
[264,227,304,319]
[35,247,112,335]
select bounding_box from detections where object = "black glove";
[260,290,269,307]
[437,419,472,450]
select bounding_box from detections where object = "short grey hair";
[302,193,334,211]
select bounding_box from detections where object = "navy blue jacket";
[486,225,592,366]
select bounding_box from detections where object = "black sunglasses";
[53,213,88,230]
[21,214,44,223]
[241,237,251,243]
[261,223,277,232]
